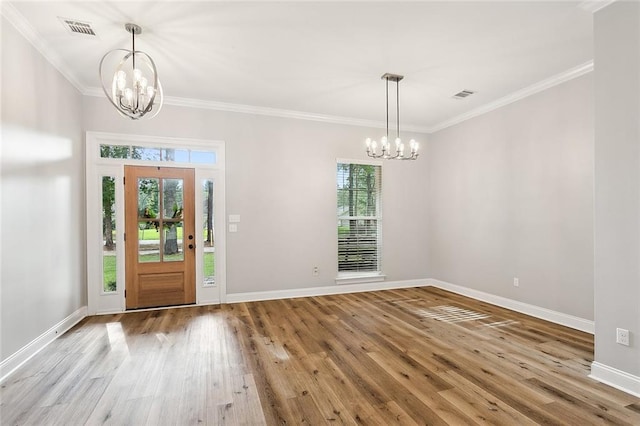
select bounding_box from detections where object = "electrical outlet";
[616,328,630,346]
[513,277,519,287]
[312,266,319,277]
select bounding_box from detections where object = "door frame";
[85,132,226,315]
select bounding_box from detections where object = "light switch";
[229,224,238,232]
[229,214,241,223]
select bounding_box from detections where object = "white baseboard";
[198,298,221,306]
[95,308,124,315]
[0,306,87,383]
[227,278,594,334]
[226,279,429,303]
[590,361,640,398]
[428,279,595,334]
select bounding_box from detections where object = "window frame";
[335,158,385,284]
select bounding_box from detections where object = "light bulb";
[366,138,372,148]
[133,68,142,82]
[395,137,401,148]
[371,140,378,151]
[116,70,127,91]
[146,86,155,98]
[124,88,133,103]
[140,77,148,90]
[400,144,405,156]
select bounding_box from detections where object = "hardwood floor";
[2,287,639,425]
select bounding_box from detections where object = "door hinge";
[124,233,126,242]
[123,176,126,185]
[124,289,127,298]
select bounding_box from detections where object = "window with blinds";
[337,161,382,274]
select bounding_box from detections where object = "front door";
[124,165,196,309]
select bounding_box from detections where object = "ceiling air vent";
[452,89,475,100]
[59,17,96,36]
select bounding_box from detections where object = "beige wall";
[1,17,86,359]
[82,96,430,296]
[593,1,640,378]
[427,74,594,320]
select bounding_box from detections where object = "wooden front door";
[125,166,195,309]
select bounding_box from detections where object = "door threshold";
[126,303,197,313]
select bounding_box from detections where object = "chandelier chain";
[396,75,400,140]
[386,77,389,141]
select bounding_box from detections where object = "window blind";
[337,162,382,273]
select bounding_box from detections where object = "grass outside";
[137,226,183,240]
[103,252,215,292]
[103,256,117,292]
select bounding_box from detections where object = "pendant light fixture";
[366,73,419,160]
[99,23,163,120]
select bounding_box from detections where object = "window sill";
[335,273,386,285]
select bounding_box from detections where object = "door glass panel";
[139,221,160,263]
[203,179,215,286]
[162,178,184,262]
[102,176,117,292]
[164,220,184,262]
[162,179,183,219]
[138,178,160,263]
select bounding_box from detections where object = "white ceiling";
[3,1,596,132]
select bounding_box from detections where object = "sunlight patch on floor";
[479,319,519,328]
[106,322,130,355]
[416,305,490,323]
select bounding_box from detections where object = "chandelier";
[99,23,163,120]
[366,73,419,160]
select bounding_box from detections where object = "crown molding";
[4,1,591,136]
[579,0,617,13]
[427,60,594,133]
[83,87,432,133]
[87,60,593,135]
[1,2,86,94]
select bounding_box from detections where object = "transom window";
[100,144,216,164]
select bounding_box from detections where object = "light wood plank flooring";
[1,287,639,425]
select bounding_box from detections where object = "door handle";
[188,235,194,240]
[188,244,194,249]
